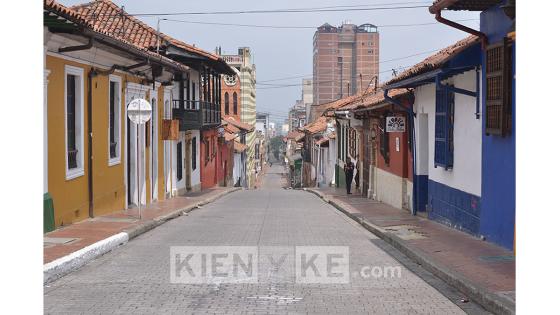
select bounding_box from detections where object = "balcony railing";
[172,100,221,131]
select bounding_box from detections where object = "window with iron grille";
[67,74,77,169]
[176,141,183,181]
[192,137,197,170]
[349,128,357,158]
[108,76,121,164]
[434,85,454,169]
[65,65,84,179]
[204,137,210,164]
[379,117,390,165]
[485,37,513,136]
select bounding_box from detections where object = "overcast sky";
[59,0,480,123]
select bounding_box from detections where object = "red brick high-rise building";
[312,22,379,115]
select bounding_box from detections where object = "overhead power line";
[162,18,477,30]
[256,46,454,86]
[89,4,432,17]
[256,67,410,90]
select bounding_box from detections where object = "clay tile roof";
[68,0,225,64]
[234,141,247,153]
[45,0,188,71]
[222,119,240,134]
[225,117,254,132]
[339,88,409,111]
[386,35,479,86]
[224,131,237,142]
[429,0,501,13]
[70,0,161,49]
[315,137,329,145]
[302,116,329,134]
[286,130,305,142]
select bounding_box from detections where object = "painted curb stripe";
[44,232,129,285]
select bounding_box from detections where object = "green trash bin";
[44,192,55,233]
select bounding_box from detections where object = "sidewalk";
[43,187,239,264]
[307,186,515,315]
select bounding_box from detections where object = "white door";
[163,90,172,198]
[125,84,148,207]
[149,89,158,201]
[173,132,186,193]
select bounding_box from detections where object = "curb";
[304,188,515,315]
[44,187,240,285]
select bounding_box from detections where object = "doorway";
[150,91,158,202]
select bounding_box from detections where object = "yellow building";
[44,1,187,226]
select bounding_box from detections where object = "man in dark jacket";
[344,157,355,194]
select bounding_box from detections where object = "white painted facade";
[413,70,481,196]
[189,130,201,191]
[125,82,150,206]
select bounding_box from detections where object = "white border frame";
[64,65,85,181]
[108,74,122,166]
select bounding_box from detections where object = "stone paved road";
[44,165,471,314]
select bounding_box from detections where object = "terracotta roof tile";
[386,35,479,86]
[224,117,254,132]
[286,130,305,142]
[224,131,237,142]
[315,137,329,145]
[63,0,227,65]
[302,116,330,134]
[339,88,409,111]
[429,0,501,13]
[45,0,189,71]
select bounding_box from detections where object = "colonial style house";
[429,0,516,250]
[44,0,234,228]
[44,0,187,225]
[385,35,483,235]
[337,89,414,210]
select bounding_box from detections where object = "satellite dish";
[127,98,152,124]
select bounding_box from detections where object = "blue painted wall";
[414,175,429,212]
[428,179,481,236]
[479,5,516,250]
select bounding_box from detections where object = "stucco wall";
[414,70,482,197]
[374,167,404,210]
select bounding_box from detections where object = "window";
[349,128,357,158]
[224,92,230,115]
[191,137,197,170]
[434,85,454,169]
[485,37,513,136]
[233,92,238,114]
[204,137,210,164]
[108,75,121,165]
[65,65,84,180]
[176,141,183,181]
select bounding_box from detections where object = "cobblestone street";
[44,166,477,314]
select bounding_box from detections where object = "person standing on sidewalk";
[344,157,355,194]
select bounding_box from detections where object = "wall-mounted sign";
[386,116,406,132]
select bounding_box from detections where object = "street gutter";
[304,188,515,315]
[44,187,241,285]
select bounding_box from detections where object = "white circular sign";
[127,98,152,124]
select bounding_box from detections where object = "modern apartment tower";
[312,22,379,107]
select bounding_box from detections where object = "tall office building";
[312,22,379,108]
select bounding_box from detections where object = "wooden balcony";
[172,100,221,131]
